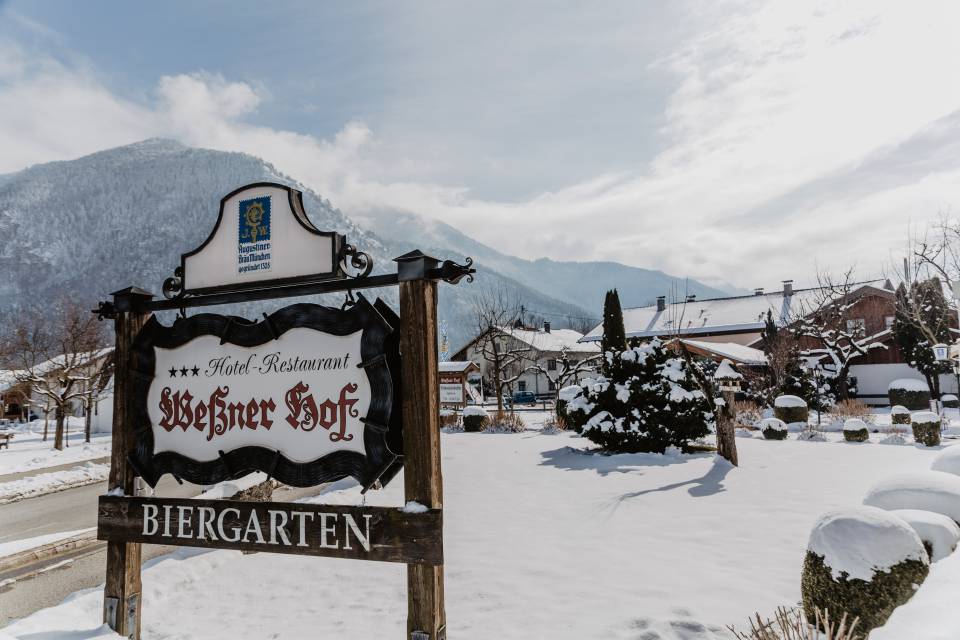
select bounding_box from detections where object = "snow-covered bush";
[576,339,714,453]
[564,382,595,433]
[801,506,929,633]
[461,406,489,432]
[890,405,911,425]
[556,385,582,422]
[758,417,788,441]
[931,446,960,477]
[864,471,960,524]
[773,395,808,426]
[888,379,930,411]
[439,409,459,428]
[733,400,761,428]
[878,433,908,446]
[842,418,870,443]
[942,394,959,409]
[797,430,827,442]
[910,411,941,447]
[485,412,525,433]
[890,509,960,562]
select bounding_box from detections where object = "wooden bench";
[0,433,13,450]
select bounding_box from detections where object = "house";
[450,322,601,397]
[580,280,942,405]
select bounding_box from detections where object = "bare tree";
[525,346,600,396]
[792,269,887,401]
[471,286,534,414]
[1,300,110,450]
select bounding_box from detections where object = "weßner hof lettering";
[97,496,443,565]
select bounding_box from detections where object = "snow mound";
[757,418,787,432]
[461,406,488,417]
[889,378,929,392]
[774,394,806,408]
[879,433,908,446]
[843,418,869,431]
[558,385,582,402]
[943,394,958,403]
[932,447,960,477]
[890,509,960,562]
[797,430,827,442]
[807,506,927,581]
[864,471,960,523]
[912,411,940,424]
[890,405,910,415]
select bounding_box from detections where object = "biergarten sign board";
[94,181,473,639]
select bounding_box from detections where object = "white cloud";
[2,0,960,289]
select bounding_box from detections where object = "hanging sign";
[128,296,402,489]
[180,182,344,294]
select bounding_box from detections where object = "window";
[518,380,527,391]
[547,358,557,371]
[884,315,895,329]
[846,318,865,334]
[548,379,556,391]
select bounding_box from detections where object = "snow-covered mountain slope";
[0,139,590,347]
[355,209,733,311]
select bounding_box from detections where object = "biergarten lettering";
[140,503,372,551]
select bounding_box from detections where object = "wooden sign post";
[94,183,473,639]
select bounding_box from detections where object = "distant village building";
[580,280,938,405]
[451,322,601,397]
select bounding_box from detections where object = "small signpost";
[95,182,474,639]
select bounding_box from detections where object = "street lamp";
[933,343,950,415]
[805,356,823,427]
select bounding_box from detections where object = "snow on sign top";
[182,182,344,294]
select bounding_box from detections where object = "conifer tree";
[601,289,626,375]
[893,279,952,399]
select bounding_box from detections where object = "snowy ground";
[0,419,110,476]
[1,411,949,640]
[0,461,110,504]
[0,528,95,560]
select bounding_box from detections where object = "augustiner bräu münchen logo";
[237,196,272,274]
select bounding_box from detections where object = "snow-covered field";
[1,411,949,639]
[0,419,110,476]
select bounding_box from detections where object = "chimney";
[782,280,793,297]
[656,296,666,312]
[754,287,764,296]
[543,321,551,333]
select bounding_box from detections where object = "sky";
[1,0,958,290]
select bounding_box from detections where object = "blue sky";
[1,1,958,287]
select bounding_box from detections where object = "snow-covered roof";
[680,339,767,366]
[580,281,891,342]
[439,361,478,373]
[484,327,600,354]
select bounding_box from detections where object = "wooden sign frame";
[127,297,403,490]
[95,191,473,639]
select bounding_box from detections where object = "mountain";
[0,139,590,348]
[355,210,732,311]
[0,139,731,348]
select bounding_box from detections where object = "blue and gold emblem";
[238,196,271,244]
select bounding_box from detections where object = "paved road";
[0,483,325,626]
[0,476,196,545]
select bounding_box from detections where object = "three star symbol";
[168,365,201,377]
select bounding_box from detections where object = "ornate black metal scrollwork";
[162,266,184,300]
[94,301,117,321]
[340,243,374,279]
[437,257,475,284]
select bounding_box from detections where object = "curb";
[0,532,98,575]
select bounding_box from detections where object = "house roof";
[439,361,480,373]
[580,281,893,342]
[679,339,767,366]
[452,326,600,357]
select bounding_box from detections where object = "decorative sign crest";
[128,296,402,490]
[179,182,344,294]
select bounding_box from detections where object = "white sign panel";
[149,328,370,463]
[439,383,464,404]
[182,183,341,292]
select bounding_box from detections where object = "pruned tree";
[892,278,952,400]
[471,285,533,414]
[525,346,601,396]
[791,270,887,401]
[601,289,626,374]
[1,300,110,450]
